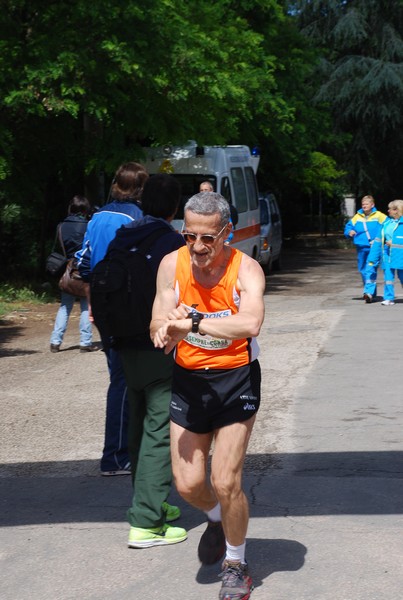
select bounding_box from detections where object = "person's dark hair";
[141,174,181,219]
[68,195,91,217]
[111,162,149,203]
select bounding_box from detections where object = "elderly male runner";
[151,192,265,600]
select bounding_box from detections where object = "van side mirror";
[229,204,239,227]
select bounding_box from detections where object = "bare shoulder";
[159,249,179,272]
[237,253,266,293]
[156,249,180,292]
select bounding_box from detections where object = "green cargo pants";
[119,348,174,529]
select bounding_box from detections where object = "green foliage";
[234,1,344,209]
[0,0,346,278]
[0,282,52,318]
[302,151,346,197]
[295,0,403,204]
[1,203,22,236]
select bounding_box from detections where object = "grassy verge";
[0,283,56,318]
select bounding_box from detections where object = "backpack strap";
[57,224,68,257]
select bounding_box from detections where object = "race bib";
[183,306,233,351]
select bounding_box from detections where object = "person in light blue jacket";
[344,195,387,297]
[363,199,403,305]
[76,162,148,475]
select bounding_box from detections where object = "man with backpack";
[91,174,187,547]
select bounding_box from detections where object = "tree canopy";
[5,0,401,280]
[295,0,403,201]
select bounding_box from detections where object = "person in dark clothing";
[107,174,188,548]
[76,162,149,476]
[50,195,94,352]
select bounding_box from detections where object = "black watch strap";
[188,310,204,333]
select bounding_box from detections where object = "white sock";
[205,502,221,522]
[225,541,246,564]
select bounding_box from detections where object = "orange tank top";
[174,246,259,370]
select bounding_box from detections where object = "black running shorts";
[170,360,261,434]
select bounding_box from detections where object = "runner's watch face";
[189,310,204,333]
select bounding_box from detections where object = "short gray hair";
[184,192,230,227]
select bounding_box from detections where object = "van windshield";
[168,174,217,219]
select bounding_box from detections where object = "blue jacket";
[368,216,403,270]
[344,207,387,248]
[76,200,142,281]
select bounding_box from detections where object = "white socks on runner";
[205,503,246,564]
[205,502,221,522]
[225,541,246,564]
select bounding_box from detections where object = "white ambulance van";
[141,141,261,259]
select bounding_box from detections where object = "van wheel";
[272,255,282,271]
[262,258,272,275]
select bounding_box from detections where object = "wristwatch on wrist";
[188,310,204,333]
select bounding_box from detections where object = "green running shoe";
[162,501,181,522]
[128,524,187,548]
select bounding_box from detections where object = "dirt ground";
[0,245,354,337]
[0,246,357,476]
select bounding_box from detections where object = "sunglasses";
[181,223,227,245]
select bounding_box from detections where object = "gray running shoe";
[219,560,253,600]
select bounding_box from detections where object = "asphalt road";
[1,245,403,600]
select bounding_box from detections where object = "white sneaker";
[381,300,395,306]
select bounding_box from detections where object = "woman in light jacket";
[364,199,403,305]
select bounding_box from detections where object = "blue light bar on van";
[251,146,260,156]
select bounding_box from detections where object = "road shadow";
[1,451,403,528]
[0,322,36,357]
[264,247,356,295]
[196,538,307,590]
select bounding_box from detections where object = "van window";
[220,177,233,205]
[269,196,280,223]
[244,167,258,210]
[166,174,217,219]
[230,167,248,213]
[259,199,269,225]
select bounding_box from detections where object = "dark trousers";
[119,348,174,529]
[100,341,130,472]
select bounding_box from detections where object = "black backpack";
[90,228,165,342]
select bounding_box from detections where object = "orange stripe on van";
[231,223,260,243]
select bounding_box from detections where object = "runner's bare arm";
[150,252,178,331]
[197,255,265,340]
[150,252,192,352]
